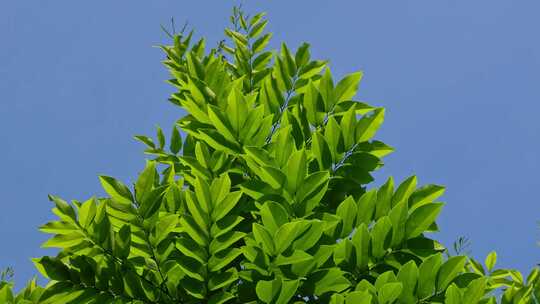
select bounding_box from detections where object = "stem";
[265,77,298,144]
[332,143,359,173]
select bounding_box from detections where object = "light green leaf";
[336,196,357,237]
[392,175,417,206]
[208,248,243,272]
[437,256,467,292]
[355,108,385,143]
[485,251,497,272]
[445,283,462,304]
[409,184,445,211]
[212,191,242,222]
[356,189,377,225]
[375,176,394,219]
[405,202,444,239]
[378,282,403,304]
[135,161,156,204]
[334,72,363,103]
[417,253,443,298]
[275,250,313,266]
[352,223,370,270]
[207,105,238,144]
[253,223,276,255]
[462,278,486,304]
[260,201,289,235]
[285,149,307,194]
[274,221,304,254]
[371,216,392,259]
[295,43,310,67]
[99,176,133,204]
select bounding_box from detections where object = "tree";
[2,7,539,304]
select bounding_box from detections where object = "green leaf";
[176,255,205,281]
[336,196,357,237]
[371,216,392,259]
[352,223,370,270]
[375,176,394,219]
[295,171,329,215]
[256,279,281,303]
[258,166,287,190]
[303,81,324,126]
[309,268,351,296]
[78,197,97,229]
[485,251,497,272]
[295,43,311,68]
[298,60,327,79]
[333,239,354,266]
[388,200,408,247]
[276,279,300,304]
[417,254,443,298]
[176,236,208,264]
[260,201,289,235]
[355,108,385,143]
[208,248,242,272]
[274,221,304,254]
[409,184,445,211]
[32,257,70,281]
[135,161,156,204]
[344,291,372,304]
[378,282,403,304]
[48,195,76,221]
[396,260,418,303]
[227,87,248,137]
[356,189,377,225]
[185,190,210,230]
[156,125,165,149]
[99,176,133,204]
[437,256,467,292]
[285,149,307,194]
[207,105,238,143]
[280,43,297,77]
[325,116,343,161]
[139,186,165,218]
[319,69,335,111]
[180,215,209,246]
[334,72,363,103]
[292,220,324,251]
[405,202,444,239]
[252,33,272,53]
[212,191,242,222]
[209,231,245,255]
[194,176,212,214]
[462,278,486,304]
[208,269,238,291]
[42,232,85,249]
[114,224,131,259]
[445,283,463,304]
[249,20,268,38]
[134,135,155,148]
[170,125,182,154]
[253,223,276,255]
[275,250,313,266]
[340,104,357,148]
[392,175,417,206]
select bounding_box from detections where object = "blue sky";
[1,1,539,287]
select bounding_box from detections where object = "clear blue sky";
[1,1,539,287]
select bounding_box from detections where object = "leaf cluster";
[9,6,540,304]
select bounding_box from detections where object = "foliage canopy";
[2,7,539,304]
